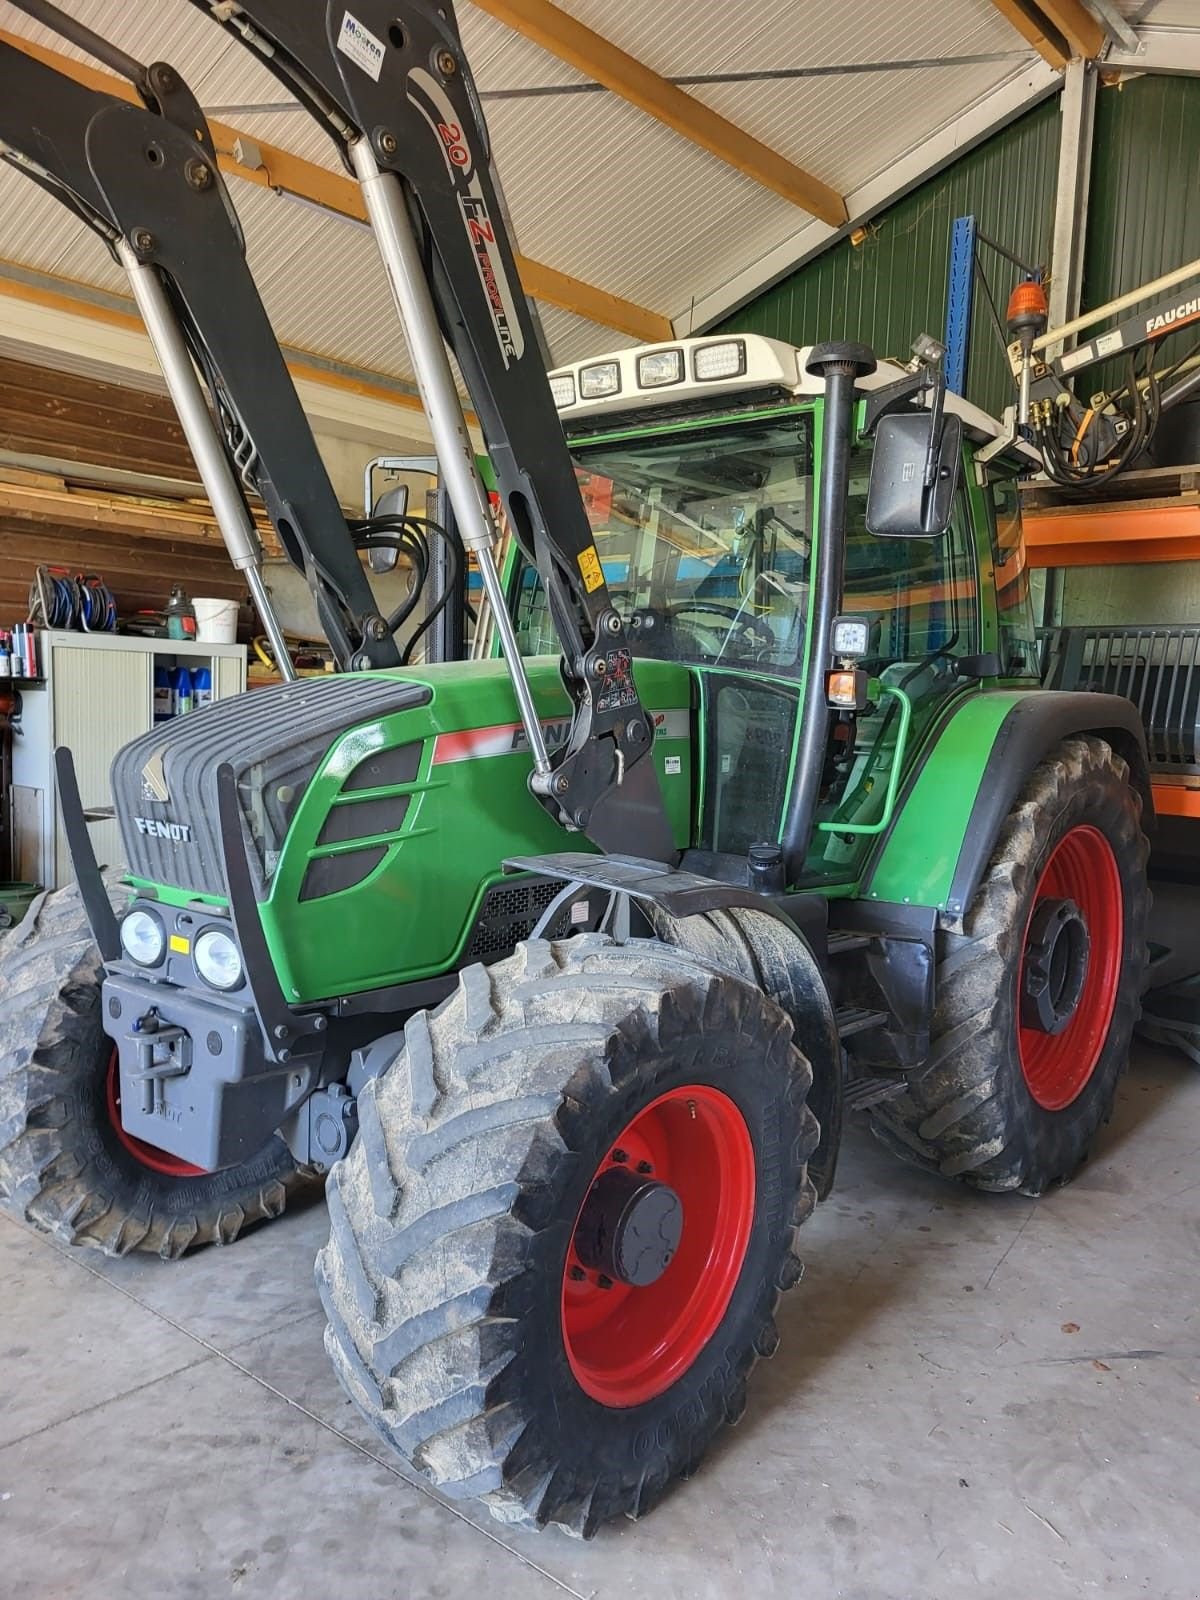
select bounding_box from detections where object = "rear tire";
[316,934,817,1536]
[0,881,313,1258]
[869,736,1149,1194]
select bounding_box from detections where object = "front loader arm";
[0,8,400,672]
[188,0,675,861]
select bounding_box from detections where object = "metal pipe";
[781,348,873,884]
[117,240,296,681]
[6,0,144,84]
[349,137,551,775]
[1032,256,1200,352]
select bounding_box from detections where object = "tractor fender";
[864,689,1152,933]
[505,851,844,1198]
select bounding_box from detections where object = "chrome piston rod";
[117,240,296,681]
[348,138,552,777]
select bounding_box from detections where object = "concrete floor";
[2,1040,1198,1600]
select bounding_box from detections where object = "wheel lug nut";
[568,1265,585,1282]
[636,1160,652,1174]
[597,1274,613,1290]
[611,1148,628,1163]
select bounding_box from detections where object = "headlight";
[194,928,244,991]
[549,372,576,408]
[636,348,684,388]
[693,339,746,381]
[120,909,165,966]
[579,360,620,398]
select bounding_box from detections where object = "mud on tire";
[0,880,313,1258]
[316,933,818,1537]
[869,736,1150,1195]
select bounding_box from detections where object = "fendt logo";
[132,816,193,844]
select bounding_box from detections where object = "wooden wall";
[0,355,252,631]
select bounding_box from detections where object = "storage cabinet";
[9,631,247,890]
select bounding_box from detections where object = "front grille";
[465,877,577,960]
[111,676,432,896]
[1040,625,1200,773]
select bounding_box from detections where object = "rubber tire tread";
[868,736,1150,1195]
[316,932,818,1537]
[0,878,313,1258]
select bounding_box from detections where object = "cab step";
[834,1005,890,1038]
[844,1075,909,1112]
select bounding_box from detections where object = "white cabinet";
[9,631,247,890]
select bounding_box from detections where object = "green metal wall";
[719,98,1061,418]
[1082,73,1200,393]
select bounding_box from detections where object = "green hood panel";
[262,657,694,1001]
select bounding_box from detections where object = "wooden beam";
[0,469,280,553]
[470,0,848,226]
[0,259,441,417]
[986,1,1104,67]
[1036,0,1106,59]
[987,0,1069,67]
[0,29,671,343]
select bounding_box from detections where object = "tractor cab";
[527,333,1041,887]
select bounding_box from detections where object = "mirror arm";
[861,368,933,437]
[923,363,947,490]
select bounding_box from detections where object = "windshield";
[514,414,815,673]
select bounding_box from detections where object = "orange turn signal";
[828,669,868,710]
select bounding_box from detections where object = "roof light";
[549,372,576,409]
[579,360,621,399]
[694,340,746,381]
[637,348,684,389]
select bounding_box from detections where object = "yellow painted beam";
[0,29,671,343]
[987,0,1104,66]
[471,0,848,226]
[1036,0,1106,58]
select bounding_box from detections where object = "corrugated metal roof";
[0,0,1196,396]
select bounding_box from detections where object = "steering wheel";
[662,600,776,656]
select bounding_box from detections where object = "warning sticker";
[577,544,605,592]
[664,755,682,776]
[337,11,385,81]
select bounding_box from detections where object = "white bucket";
[194,597,239,644]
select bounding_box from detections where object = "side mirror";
[865,411,963,538]
[366,484,409,573]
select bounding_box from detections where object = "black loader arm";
[186,0,675,862]
[0,8,399,671]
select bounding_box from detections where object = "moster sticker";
[337,11,385,80]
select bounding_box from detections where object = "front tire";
[316,934,817,1536]
[869,736,1149,1194]
[0,881,313,1258]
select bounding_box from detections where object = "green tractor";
[0,0,1151,1542]
[0,331,1150,1535]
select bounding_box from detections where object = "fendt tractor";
[0,1,1152,1537]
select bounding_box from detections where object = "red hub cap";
[1017,825,1123,1111]
[561,1084,755,1408]
[105,1049,204,1178]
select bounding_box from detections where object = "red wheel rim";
[1017,825,1124,1111]
[105,1049,204,1178]
[561,1084,755,1408]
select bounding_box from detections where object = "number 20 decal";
[437,120,470,168]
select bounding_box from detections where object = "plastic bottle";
[24,627,38,678]
[172,665,194,715]
[153,664,173,722]
[0,632,10,680]
[192,664,213,709]
[10,626,24,680]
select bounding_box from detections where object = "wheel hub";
[1020,897,1090,1035]
[573,1165,684,1287]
